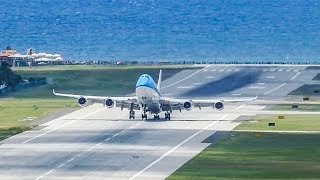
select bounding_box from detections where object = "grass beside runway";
[0,86,78,141]
[0,65,192,141]
[15,65,193,96]
[169,112,320,179]
[14,64,199,71]
[270,104,320,111]
[235,114,320,131]
[168,132,320,180]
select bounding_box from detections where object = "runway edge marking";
[162,65,210,89]
[263,83,287,95]
[34,122,142,180]
[129,114,229,180]
[23,107,105,144]
[290,72,301,80]
[129,104,245,180]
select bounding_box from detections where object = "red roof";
[0,49,17,57]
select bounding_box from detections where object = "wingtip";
[52,89,55,94]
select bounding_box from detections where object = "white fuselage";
[135,86,161,114]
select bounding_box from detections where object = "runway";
[161,65,320,98]
[0,65,319,179]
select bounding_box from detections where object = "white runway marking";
[193,82,203,85]
[278,69,283,72]
[210,69,216,72]
[34,122,142,180]
[248,86,265,89]
[129,104,245,180]
[163,93,173,96]
[177,86,194,89]
[263,83,287,95]
[129,120,221,180]
[266,76,275,79]
[286,69,291,72]
[206,76,215,79]
[162,65,210,89]
[231,93,242,96]
[290,72,301,80]
[22,108,106,144]
[218,69,224,72]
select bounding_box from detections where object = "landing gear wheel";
[165,113,171,120]
[142,114,147,120]
[129,110,135,119]
[129,102,135,120]
[154,115,160,120]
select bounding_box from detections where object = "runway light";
[268,122,276,126]
[278,115,285,119]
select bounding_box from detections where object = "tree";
[5,46,13,50]
[0,61,22,89]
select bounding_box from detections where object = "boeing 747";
[53,70,256,120]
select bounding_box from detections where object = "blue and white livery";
[53,70,256,120]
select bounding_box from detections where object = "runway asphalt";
[0,65,319,179]
[161,65,320,98]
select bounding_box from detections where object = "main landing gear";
[141,104,148,120]
[165,112,171,120]
[142,113,147,120]
[129,110,135,119]
[129,102,135,119]
[154,114,160,120]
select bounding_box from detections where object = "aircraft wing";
[53,90,139,109]
[160,96,257,111]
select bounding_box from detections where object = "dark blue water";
[1,0,319,62]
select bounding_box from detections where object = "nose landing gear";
[165,112,171,120]
[129,110,135,119]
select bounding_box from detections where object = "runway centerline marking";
[22,107,106,144]
[263,83,287,95]
[34,121,142,180]
[290,72,301,80]
[162,65,210,89]
[129,104,245,180]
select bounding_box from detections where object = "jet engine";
[78,97,87,107]
[183,101,192,111]
[214,101,224,111]
[104,98,115,108]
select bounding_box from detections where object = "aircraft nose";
[136,75,150,87]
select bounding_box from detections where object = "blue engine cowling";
[105,98,115,108]
[183,101,192,111]
[214,101,224,111]
[78,97,87,107]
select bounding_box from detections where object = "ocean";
[0,0,319,62]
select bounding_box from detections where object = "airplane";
[53,70,257,120]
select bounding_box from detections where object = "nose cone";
[136,74,156,89]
